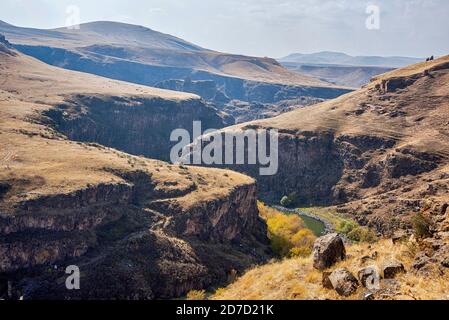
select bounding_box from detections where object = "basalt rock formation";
[0,43,270,299]
[191,55,449,236]
[44,95,232,161]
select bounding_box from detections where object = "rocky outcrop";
[0,171,269,299]
[0,45,270,299]
[0,34,11,47]
[381,261,406,279]
[44,95,231,161]
[326,268,359,297]
[358,266,381,288]
[0,34,15,56]
[312,233,346,270]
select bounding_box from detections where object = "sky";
[1,0,448,58]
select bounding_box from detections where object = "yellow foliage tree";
[258,202,316,258]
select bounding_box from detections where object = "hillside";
[0,20,323,86]
[212,238,449,300]
[282,63,394,88]
[0,20,351,122]
[280,51,422,68]
[190,54,449,237]
[0,40,270,299]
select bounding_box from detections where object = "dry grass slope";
[212,239,449,300]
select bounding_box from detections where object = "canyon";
[189,54,449,237]
[1,20,449,301]
[0,38,270,299]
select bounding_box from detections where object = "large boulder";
[358,266,381,288]
[382,261,406,279]
[328,268,359,297]
[313,233,346,270]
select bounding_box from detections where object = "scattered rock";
[360,291,376,300]
[412,252,430,270]
[322,272,333,289]
[328,268,359,297]
[358,266,381,288]
[392,230,408,244]
[382,261,406,279]
[360,251,378,265]
[312,233,346,270]
[442,257,449,268]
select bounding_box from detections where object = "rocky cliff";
[44,94,232,161]
[154,77,349,122]
[0,44,269,299]
[190,55,449,236]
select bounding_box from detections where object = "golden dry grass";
[211,239,449,300]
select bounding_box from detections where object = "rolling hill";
[0,20,351,122]
[279,51,424,88]
[282,63,394,88]
[280,51,423,68]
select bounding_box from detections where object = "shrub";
[186,290,206,300]
[412,213,432,238]
[280,192,298,208]
[280,196,292,207]
[290,229,316,256]
[336,220,358,235]
[347,226,377,243]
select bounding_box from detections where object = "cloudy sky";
[1,0,448,58]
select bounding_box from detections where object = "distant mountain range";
[279,51,423,68]
[0,20,330,87]
[0,20,351,122]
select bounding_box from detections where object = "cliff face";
[1,171,267,299]
[0,45,270,299]
[44,95,232,161]
[192,55,449,235]
[154,77,350,122]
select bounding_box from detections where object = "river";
[272,205,328,236]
